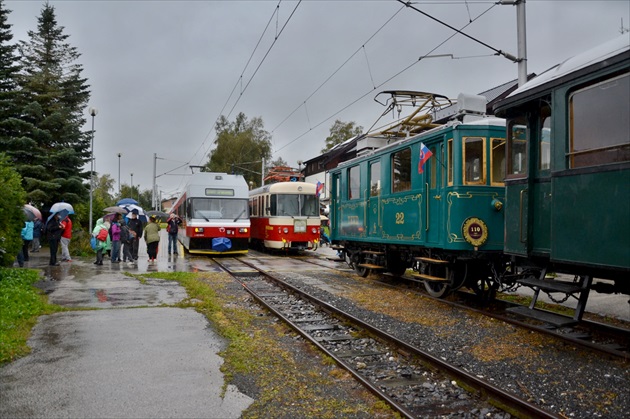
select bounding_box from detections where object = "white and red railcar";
[249,181,320,251]
[171,172,250,255]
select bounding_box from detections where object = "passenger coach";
[170,172,250,255]
[249,181,320,251]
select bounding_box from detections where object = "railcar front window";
[463,137,485,184]
[191,198,248,220]
[570,73,630,167]
[271,194,319,216]
[348,166,360,200]
[370,161,381,196]
[491,138,506,185]
[507,119,528,176]
[392,147,411,193]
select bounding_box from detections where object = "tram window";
[491,138,506,185]
[392,147,411,193]
[447,139,453,185]
[570,73,630,167]
[302,195,319,216]
[369,161,381,196]
[540,105,551,171]
[348,165,360,200]
[507,119,528,176]
[463,137,485,185]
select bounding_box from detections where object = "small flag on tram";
[316,181,324,198]
[418,142,433,174]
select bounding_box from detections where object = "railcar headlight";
[283,227,289,234]
[311,227,318,234]
[194,227,204,233]
[491,198,503,211]
[239,228,248,233]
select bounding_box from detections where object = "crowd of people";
[17,207,182,267]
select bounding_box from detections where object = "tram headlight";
[194,227,204,233]
[239,228,248,233]
[311,227,318,234]
[283,227,289,234]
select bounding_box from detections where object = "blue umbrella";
[117,198,138,206]
[46,209,70,224]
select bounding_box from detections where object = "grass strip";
[0,267,67,365]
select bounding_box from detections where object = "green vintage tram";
[331,35,629,326]
[493,35,630,325]
[330,100,508,299]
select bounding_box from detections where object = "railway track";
[212,256,557,419]
[296,253,630,360]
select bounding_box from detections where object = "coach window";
[369,161,381,196]
[392,147,411,193]
[539,105,551,171]
[507,118,528,177]
[491,138,506,185]
[447,139,453,185]
[569,73,630,168]
[430,146,437,189]
[348,165,361,200]
[463,137,485,185]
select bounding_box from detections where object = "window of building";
[463,137,485,184]
[491,138,506,185]
[570,73,630,168]
[507,118,528,176]
[392,147,411,193]
[348,165,360,200]
[369,161,381,196]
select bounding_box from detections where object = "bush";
[0,154,27,267]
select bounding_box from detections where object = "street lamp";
[130,173,133,199]
[88,107,98,234]
[117,153,122,197]
[297,160,303,181]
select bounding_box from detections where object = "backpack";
[96,228,108,241]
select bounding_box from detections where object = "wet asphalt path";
[0,232,253,418]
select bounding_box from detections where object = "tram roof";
[250,181,317,196]
[501,35,629,107]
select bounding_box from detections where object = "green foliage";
[0,267,65,364]
[10,3,91,210]
[0,153,26,267]
[205,112,272,188]
[321,119,363,153]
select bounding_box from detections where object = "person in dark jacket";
[31,218,42,252]
[127,210,143,261]
[47,214,64,266]
[166,213,182,255]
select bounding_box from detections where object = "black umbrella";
[146,210,169,222]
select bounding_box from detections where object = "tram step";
[361,250,385,255]
[414,256,449,264]
[506,306,577,327]
[411,273,448,282]
[358,263,385,270]
[518,277,584,294]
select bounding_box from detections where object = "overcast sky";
[5,0,629,200]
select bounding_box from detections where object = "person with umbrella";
[126,209,143,261]
[46,212,64,266]
[31,217,43,252]
[60,215,73,262]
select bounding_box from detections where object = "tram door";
[367,159,381,238]
[330,172,341,241]
[426,143,442,244]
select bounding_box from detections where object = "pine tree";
[0,0,42,202]
[17,3,91,208]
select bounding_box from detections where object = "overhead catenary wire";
[273,1,498,155]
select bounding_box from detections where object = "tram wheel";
[424,281,450,298]
[355,265,370,278]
